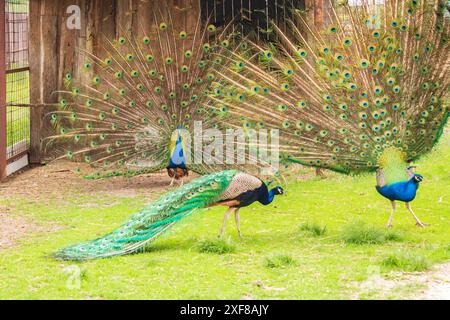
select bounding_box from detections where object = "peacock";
[211,0,449,227]
[54,170,284,260]
[43,8,242,183]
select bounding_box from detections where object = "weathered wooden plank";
[29,0,60,164]
[134,0,156,38]
[115,0,135,38]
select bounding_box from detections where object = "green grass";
[341,221,403,244]
[382,252,430,272]
[0,135,449,299]
[299,222,327,237]
[264,254,297,268]
[197,238,236,254]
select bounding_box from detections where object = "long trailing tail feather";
[54,170,238,260]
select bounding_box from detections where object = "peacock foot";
[415,221,428,228]
[387,224,393,229]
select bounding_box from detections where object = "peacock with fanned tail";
[43,9,239,184]
[54,170,284,261]
[212,0,449,227]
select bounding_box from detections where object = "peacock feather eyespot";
[321,46,330,55]
[323,104,331,111]
[328,25,337,33]
[207,24,216,33]
[85,99,94,108]
[135,84,146,94]
[347,83,357,91]
[159,22,168,30]
[165,57,173,65]
[126,53,134,62]
[202,43,210,52]
[197,61,206,69]
[393,85,400,93]
[343,37,352,47]
[342,70,351,78]
[359,100,369,108]
[297,48,307,58]
[359,59,370,68]
[92,76,101,85]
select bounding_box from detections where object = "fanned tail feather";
[213,0,449,180]
[43,6,238,178]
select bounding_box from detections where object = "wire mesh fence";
[5,0,29,161]
[201,0,306,41]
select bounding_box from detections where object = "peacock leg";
[234,208,241,239]
[387,201,396,228]
[405,202,427,227]
[169,177,175,187]
[220,208,234,237]
[179,179,184,187]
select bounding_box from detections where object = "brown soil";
[0,210,60,249]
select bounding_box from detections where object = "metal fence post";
[0,0,6,181]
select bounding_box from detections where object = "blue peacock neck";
[258,186,277,205]
[169,129,187,169]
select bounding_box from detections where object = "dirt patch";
[417,263,450,300]
[0,210,60,249]
[0,160,200,202]
[354,262,450,299]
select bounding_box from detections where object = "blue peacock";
[54,170,283,260]
[43,8,238,184]
[212,0,449,227]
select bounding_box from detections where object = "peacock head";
[272,186,285,195]
[413,174,424,183]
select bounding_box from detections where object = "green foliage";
[264,254,297,268]
[197,238,236,254]
[341,221,403,244]
[299,222,327,237]
[382,252,430,272]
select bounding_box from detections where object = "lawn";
[0,135,448,299]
